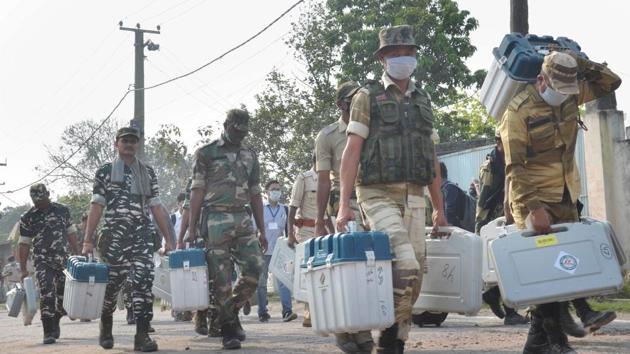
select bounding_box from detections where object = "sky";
[1,0,628,206]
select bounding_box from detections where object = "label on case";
[554,251,579,274]
[535,234,558,248]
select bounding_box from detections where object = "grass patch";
[589,299,630,313]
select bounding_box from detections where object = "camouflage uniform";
[19,198,76,320]
[289,169,318,241]
[500,52,621,351]
[191,136,263,329]
[91,162,161,321]
[474,147,505,234]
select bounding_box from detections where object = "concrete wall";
[583,97,630,268]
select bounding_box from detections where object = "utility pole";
[510,0,529,35]
[119,22,160,158]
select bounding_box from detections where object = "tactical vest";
[357,80,436,186]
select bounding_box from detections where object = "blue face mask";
[268,190,282,201]
[540,86,568,106]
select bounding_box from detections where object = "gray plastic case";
[6,284,25,317]
[491,220,624,308]
[152,256,172,303]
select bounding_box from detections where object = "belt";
[204,205,246,213]
[295,218,316,228]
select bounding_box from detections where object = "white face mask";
[540,86,568,106]
[385,56,417,80]
[268,190,282,201]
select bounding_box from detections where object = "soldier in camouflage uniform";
[82,127,174,352]
[336,26,447,354]
[500,52,621,354]
[18,183,79,344]
[475,129,529,326]
[188,109,265,350]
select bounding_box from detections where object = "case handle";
[520,226,568,237]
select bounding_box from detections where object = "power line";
[1,90,131,194]
[0,192,20,206]
[1,0,304,194]
[135,0,303,92]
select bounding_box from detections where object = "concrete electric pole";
[119,22,160,158]
[510,0,529,35]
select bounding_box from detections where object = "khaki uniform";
[347,73,430,341]
[289,170,318,242]
[499,57,621,229]
[314,118,365,230]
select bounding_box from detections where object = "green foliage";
[434,93,496,142]
[0,204,30,243]
[56,192,91,224]
[326,0,479,106]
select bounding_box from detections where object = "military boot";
[134,318,158,352]
[208,311,222,338]
[377,324,404,354]
[573,298,617,333]
[51,313,62,339]
[194,310,208,335]
[542,317,576,354]
[221,323,242,350]
[482,287,505,319]
[42,318,56,344]
[523,309,549,354]
[504,306,529,325]
[234,316,246,342]
[556,302,587,338]
[99,315,114,349]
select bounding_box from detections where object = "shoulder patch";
[508,90,530,111]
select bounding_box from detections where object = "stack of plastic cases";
[63,256,109,320]
[480,217,518,285]
[302,232,394,335]
[292,241,308,303]
[479,33,587,120]
[167,249,209,311]
[6,283,25,317]
[492,220,624,308]
[269,237,296,290]
[413,227,483,316]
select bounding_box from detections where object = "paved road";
[1,302,630,353]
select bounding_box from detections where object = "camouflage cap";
[225,109,250,132]
[375,25,420,55]
[336,81,360,101]
[116,127,140,140]
[542,52,579,95]
[29,183,49,202]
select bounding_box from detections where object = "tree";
[0,204,30,243]
[434,94,496,142]
[56,192,91,224]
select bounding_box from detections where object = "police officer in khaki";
[500,51,621,354]
[288,155,320,245]
[315,82,365,237]
[337,25,447,354]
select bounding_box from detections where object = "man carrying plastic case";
[82,127,174,352]
[475,130,528,326]
[188,109,265,350]
[18,183,80,344]
[336,25,448,354]
[499,51,621,354]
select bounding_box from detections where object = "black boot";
[134,318,158,352]
[523,309,549,354]
[51,313,61,339]
[194,310,208,335]
[221,323,242,350]
[572,297,617,333]
[377,324,404,354]
[504,306,529,325]
[99,316,114,349]
[42,318,56,344]
[556,302,587,338]
[127,307,136,325]
[542,316,576,354]
[234,316,246,342]
[482,286,505,319]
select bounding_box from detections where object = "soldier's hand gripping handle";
[81,241,94,257]
[335,205,355,233]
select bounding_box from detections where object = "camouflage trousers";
[122,271,133,310]
[357,184,426,341]
[204,210,263,327]
[34,262,66,320]
[99,224,155,320]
